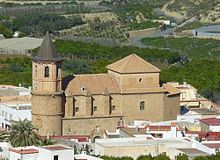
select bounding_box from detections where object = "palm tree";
[9,119,40,147]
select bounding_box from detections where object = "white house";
[0,142,11,159]
[200,117,220,132]
[0,103,31,129]
[94,137,215,160]
[0,85,32,129]
[9,144,74,160]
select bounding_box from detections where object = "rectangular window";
[182,92,186,100]
[75,107,79,112]
[54,155,58,160]
[94,106,97,111]
[140,101,145,110]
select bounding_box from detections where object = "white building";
[94,137,215,160]
[0,142,11,159]
[0,85,31,129]
[167,82,211,109]
[0,103,31,129]
[9,144,74,160]
[75,153,103,160]
[200,117,220,132]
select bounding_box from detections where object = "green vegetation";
[100,0,165,31]
[0,55,32,87]
[0,119,56,147]
[101,153,220,160]
[161,59,220,100]
[141,37,220,58]
[128,21,160,30]
[166,0,219,18]
[9,119,40,147]
[141,36,220,104]
[55,39,180,64]
[0,23,13,38]
[4,13,84,37]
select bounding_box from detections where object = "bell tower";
[32,32,64,136]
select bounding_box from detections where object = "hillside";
[163,0,220,23]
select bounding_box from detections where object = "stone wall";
[62,116,122,135]
[32,94,63,136]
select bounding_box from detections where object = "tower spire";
[32,32,64,61]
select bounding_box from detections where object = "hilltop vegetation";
[141,37,220,58]
[2,13,84,37]
[164,0,220,23]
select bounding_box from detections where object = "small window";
[139,78,142,82]
[182,92,186,100]
[140,101,145,110]
[54,155,58,160]
[112,105,115,111]
[75,107,79,112]
[44,66,49,77]
[94,106,97,111]
[56,66,59,78]
[10,114,13,121]
[5,112,7,119]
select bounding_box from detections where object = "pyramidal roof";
[107,54,160,74]
[32,32,64,61]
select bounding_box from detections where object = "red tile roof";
[43,145,69,151]
[186,131,220,141]
[203,143,220,149]
[146,125,182,131]
[200,118,220,126]
[9,148,38,154]
[42,135,90,142]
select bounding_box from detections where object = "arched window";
[44,66,49,77]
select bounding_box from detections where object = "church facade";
[32,33,180,136]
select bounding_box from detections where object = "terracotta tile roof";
[41,135,90,142]
[203,143,220,149]
[107,54,160,74]
[43,145,69,151]
[163,84,181,96]
[200,118,220,126]
[9,148,38,154]
[147,125,182,131]
[185,131,220,141]
[121,87,166,94]
[65,74,120,96]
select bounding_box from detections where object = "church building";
[31,33,180,136]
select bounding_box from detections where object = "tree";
[38,137,56,146]
[154,153,170,160]
[137,154,153,160]
[175,154,189,160]
[9,119,40,147]
[193,156,207,160]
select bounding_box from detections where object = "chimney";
[171,122,177,138]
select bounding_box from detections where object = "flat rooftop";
[177,148,208,156]
[42,145,72,151]
[95,138,191,148]
[0,85,30,97]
